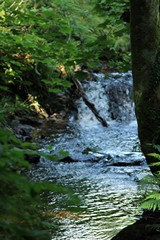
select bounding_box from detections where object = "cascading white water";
[76,71,134,128]
[76,79,110,127]
[30,71,151,240]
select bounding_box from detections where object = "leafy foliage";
[0,128,79,239]
[0,0,130,101]
[140,146,160,212]
[93,0,130,71]
[0,96,30,126]
[141,193,160,211]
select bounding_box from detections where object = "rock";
[104,152,145,167]
[60,156,77,163]
[111,211,160,240]
[24,153,40,164]
[13,124,34,141]
[10,116,40,141]
[106,72,134,121]
[17,115,44,126]
[107,160,142,167]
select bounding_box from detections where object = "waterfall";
[76,71,134,127]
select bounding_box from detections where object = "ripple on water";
[30,108,150,240]
[30,157,149,240]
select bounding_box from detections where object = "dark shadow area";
[111,211,160,240]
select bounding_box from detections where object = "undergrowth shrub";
[0,128,79,239]
[0,96,30,126]
[140,147,160,212]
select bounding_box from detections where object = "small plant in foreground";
[140,147,160,212]
[0,128,79,240]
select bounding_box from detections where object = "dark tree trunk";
[130,0,160,173]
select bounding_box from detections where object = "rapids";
[30,71,151,240]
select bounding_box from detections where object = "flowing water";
[30,72,150,240]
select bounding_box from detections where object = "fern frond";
[141,199,160,211]
[153,145,160,153]
[140,149,160,213]
[148,153,160,162]
[145,192,160,200]
[148,224,160,230]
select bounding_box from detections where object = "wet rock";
[82,147,101,155]
[24,153,40,164]
[106,72,134,121]
[105,159,143,167]
[11,117,35,141]
[108,160,142,167]
[59,156,77,163]
[104,152,145,167]
[111,211,160,240]
[10,114,48,142]
[13,124,34,141]
[17,115,44,126]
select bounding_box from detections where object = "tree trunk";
[130,0,160,173]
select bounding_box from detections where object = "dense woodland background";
[1,1,160,239]
[0,0,130,114]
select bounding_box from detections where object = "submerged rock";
[104,152,146,167]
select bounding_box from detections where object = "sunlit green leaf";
[48,88,62,93]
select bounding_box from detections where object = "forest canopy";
[0,0,130,102]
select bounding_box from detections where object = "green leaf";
[75,71,89,81]
[0,86,8,91]
[153,145,160,152]
[48,88,62,93]
[41,7,54,17]
[58,149,69,156]
[63,80,72,88]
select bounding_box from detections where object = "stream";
[30,72,150,240]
